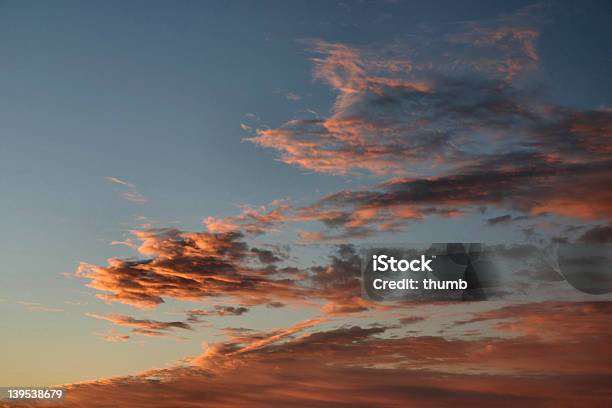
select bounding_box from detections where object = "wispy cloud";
[122,190,148,204]
[247,16,545,177]
[64,300,88,307]
[285,91,301,101]
[203,200,292,235]
[186,306,249,323]
[17,301,63,313]
[105,176,136,188]
[88,313,193,337]
[106,176,148,204]
[238,8,610,240]
[94,329,130,343]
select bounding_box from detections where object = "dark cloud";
[485,214,533,226]
[186,306,250,323]
[303,153,612,238]
[310,245,373,315]
[250,247,282,264]
[88,313,192,337]
[266,301,285,308]
[94,329,130,343]
[398,316,426,325]
[486,214,513,225]
[579,223,612,243]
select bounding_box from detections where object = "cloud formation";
[239,7,610,240]
[106,176,148,204]
[6,5,612,408]
[17,301,63,313]
[94,329,131,343]
[579,223,612,243]
[105,177,135,188]
[204,200,291,235]
[301,152,612,239]
[88,313,193,337]
[246,8,546,176]
[75,226,390,317]
[186,306,250,323]
[74,228,308,309]
[18,301,612,408]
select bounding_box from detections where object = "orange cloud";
[302,153,612,238]
[246,10,546,177]
[239,10,608,237]
[16,301,612,408]
[94,329,130,343]
[204,200,291,235]
[74,229,309,309]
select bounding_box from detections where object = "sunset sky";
[1,1,611,406]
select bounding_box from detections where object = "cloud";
[485,213,539,226]
[186,306,249,322]
[249,247,282,264]
[486,215,512,225]
[110,238,138,249]
[28,301,612,408]
[88,313,193,337]
[106,176,148,204]
[579,223,612,243]
[204,200,292,235]
[122,191,148,204]
[399,316,426,325]
[285,92,301,101]
[32,6,612,407]
[64,300,88,306]
[77,15,611,309]
[75,222,591,317]
[17,301,63,313]
[244,58,610,238]
[75,225,387,315]
[94,329,130,343]
[105,177,136,188]
[310,244,392,315]
[246,8,547,177]
[74,228,308,309]
[299,152,611,239]
[246,78,611,237]
[457,301,612,345]
[239,8,609,239]
[447,8,541,81]
[197,316,328,363]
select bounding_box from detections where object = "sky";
[0,1,611,406]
